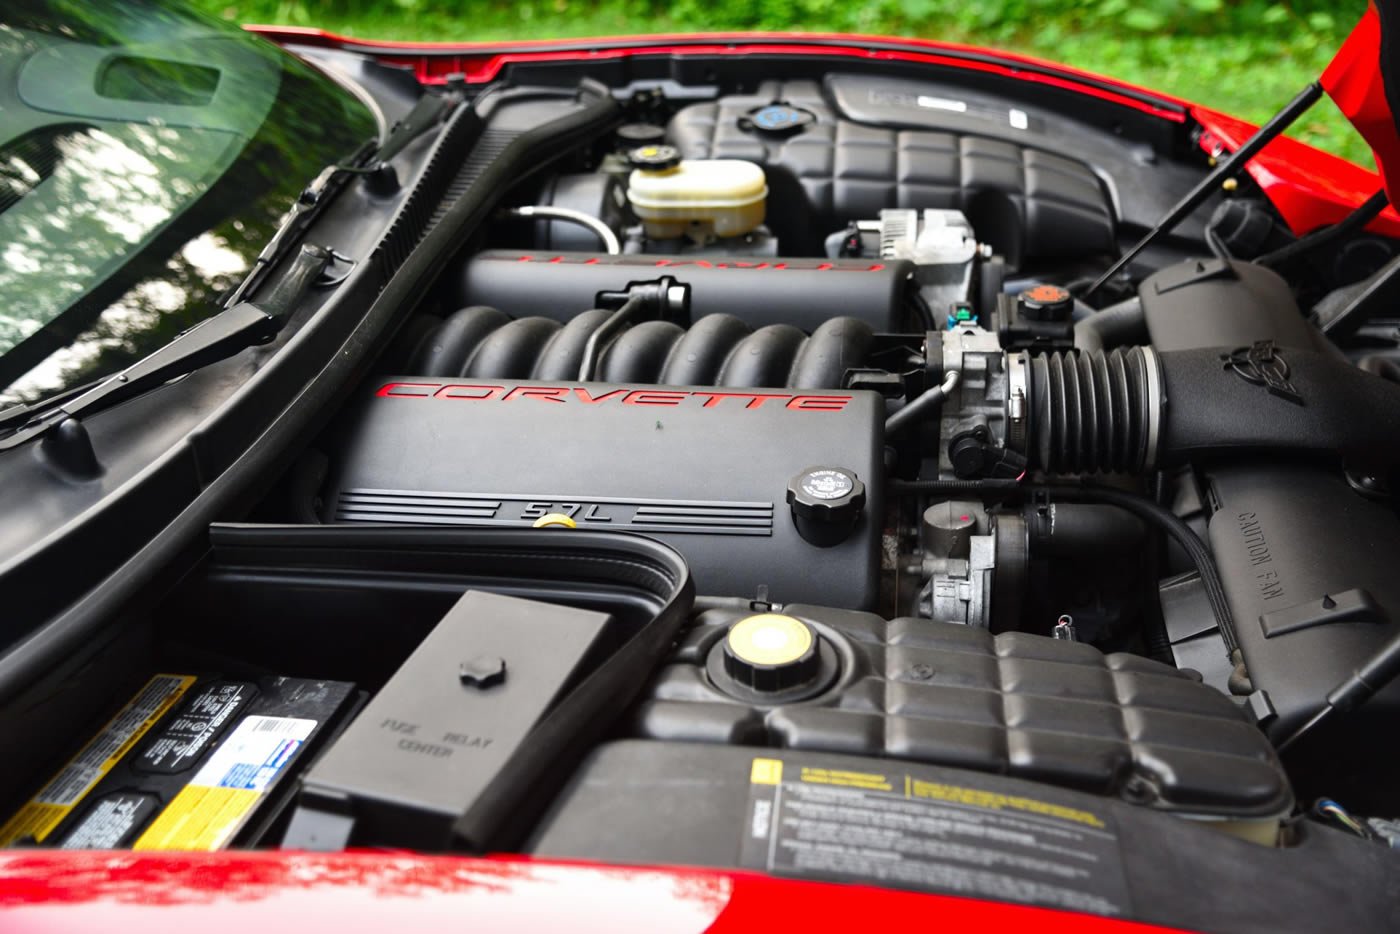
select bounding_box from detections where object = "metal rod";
[506,205,621,255]
[885,369,960,435]
[1085,82,1323,299]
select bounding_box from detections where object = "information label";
[740,758,1132,917]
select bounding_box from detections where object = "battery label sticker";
[59,792,159,850]
[136,681,255,774]
[133,715,316,851]
[0,674,195,847]
[740,759,1132,918]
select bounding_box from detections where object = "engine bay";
[6,61,1400,930]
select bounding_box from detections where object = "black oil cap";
[1017,283,1074,322]
[721,614,821,692]
[787,466,865,547]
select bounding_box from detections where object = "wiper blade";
[0,243,331,459]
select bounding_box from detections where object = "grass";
[192,0,1374,167]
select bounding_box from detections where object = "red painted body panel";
[0,851,1194,933]
[1190,104,1400,238]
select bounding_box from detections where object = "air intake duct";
[1016,343,1400,474]
[1019,346,1161,474]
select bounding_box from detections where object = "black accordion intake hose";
[1028,346,1154,474]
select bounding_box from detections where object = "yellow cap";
[726,614,814,666]
[532,513,578,529]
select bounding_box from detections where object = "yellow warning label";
[750,758,784,785]
[799,767,892,791]
[0,674,195,847]
[132,785,261,851]
[911,779,1107,829]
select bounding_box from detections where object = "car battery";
[0,673,357,850]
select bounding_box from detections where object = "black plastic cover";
[286,590,611,850]
[326,379,884,608]
[1138,259,1323,353]
[667,82,1115,261]
[1207,465,1400,749]
[633,605,1290,818]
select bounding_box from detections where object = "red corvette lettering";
[622,390,687,406]
[573,387,629,403]
[503,387,567,403]
[694,392,791,409]
[490,255,887,272]
[787,395,851,411]
[376,382,438,397]
[375,382,852,412]
[434,384,505,400]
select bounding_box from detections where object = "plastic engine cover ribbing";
[402,307,876,389]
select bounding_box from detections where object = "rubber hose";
[1073,297,1146,354]
[885,370,960,436]
[1028,347,1154,474]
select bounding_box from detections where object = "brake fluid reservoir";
[627,147,767,240]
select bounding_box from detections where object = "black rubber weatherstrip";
[207,522,695,851]
[0,85,621,705]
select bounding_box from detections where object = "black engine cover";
[326,378,884,608]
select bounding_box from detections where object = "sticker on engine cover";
[739,758,1132,918]
[133,715,316,851]
[0,674,195,847]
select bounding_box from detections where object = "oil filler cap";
[787,466,865,547]
[722,614,820,692]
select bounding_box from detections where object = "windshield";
[0,1,378,407]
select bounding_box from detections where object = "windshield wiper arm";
[0,243,332,466]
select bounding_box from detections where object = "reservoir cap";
[722,614,820,692]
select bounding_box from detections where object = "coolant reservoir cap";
[1018,283,1074,321]
[786,466,865,547]
[739,104,817,136]
[722,613,820,691]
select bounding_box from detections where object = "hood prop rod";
[1084,82,1322,300]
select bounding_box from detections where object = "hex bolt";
[459,655,507,688]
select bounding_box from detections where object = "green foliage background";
[193,0,1372,165]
